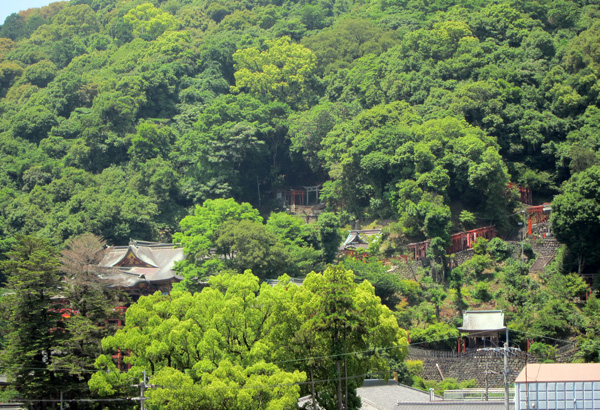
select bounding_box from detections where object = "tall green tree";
[232,36,318,108]
[0,236,63,406]
[291,266,408,410]
[172,198,262,289]
[551,165,600,273]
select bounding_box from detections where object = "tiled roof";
[300,381,512,410]
[99,241,184,286]
[358,380,433,409]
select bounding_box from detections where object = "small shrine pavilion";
[458,310,506,349]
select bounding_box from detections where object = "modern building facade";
[514,363,600,410]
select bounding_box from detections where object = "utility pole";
[132,370,163,409]
[133,370,149,410]
[504,328,510,410]
[484,363,501,402]
[478,327,512,410]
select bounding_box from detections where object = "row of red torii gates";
[408,203,551,260]
[408,226,497,260]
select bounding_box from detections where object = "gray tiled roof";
[300,381,513,410]
[99,241,184,286]
[358,380,433,409]
[357,381,513,410]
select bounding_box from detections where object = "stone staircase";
[529,238,560,273]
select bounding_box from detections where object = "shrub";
[487,237,511,261]
[473,281,492,303]
[529,342,556,362]
[409,322,459,350]
[472,238,488,255]
[405,359,424,378]
[522,242,535,260]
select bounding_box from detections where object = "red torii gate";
[408,226,497,260]
[526,203,551,235]
[508,183,533,205]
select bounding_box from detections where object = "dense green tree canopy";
[551,165,600,273]
[91,268,407,409]
[0,0,595,246]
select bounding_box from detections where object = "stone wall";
[407,345,577,388]
[408,347,535,387]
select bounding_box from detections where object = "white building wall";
[515,381,600,410]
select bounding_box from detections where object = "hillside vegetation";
[0,0,598,246]
[1,0,600,407]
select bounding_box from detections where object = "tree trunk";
[310,368,317,410]
[336,359,343,410]
[344,355,349,410]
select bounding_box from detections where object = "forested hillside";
[2,0,600,407]
[0,0,599,249]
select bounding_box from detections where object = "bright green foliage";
[124,3,180,41]
[232,36,317,107]
[529,342,557,362]
[414,377,477,396]
[409,322,459,350]
[90,271,306,409]
[173,198,262,288]
[472,238,488,255]
[289,266,408,410]
[91,268,407,409]
[460,254,492,278]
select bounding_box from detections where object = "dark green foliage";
[551,165,600,274]
[315,212,343,264]
[486,237,511,262]
[0,0,594,248]
[215,219,290,279]
[0,236,62,402]
[0,1,599,398]
[342,256,402,309]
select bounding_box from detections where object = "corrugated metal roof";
[458,311,505,332]
[515,363,600,383]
